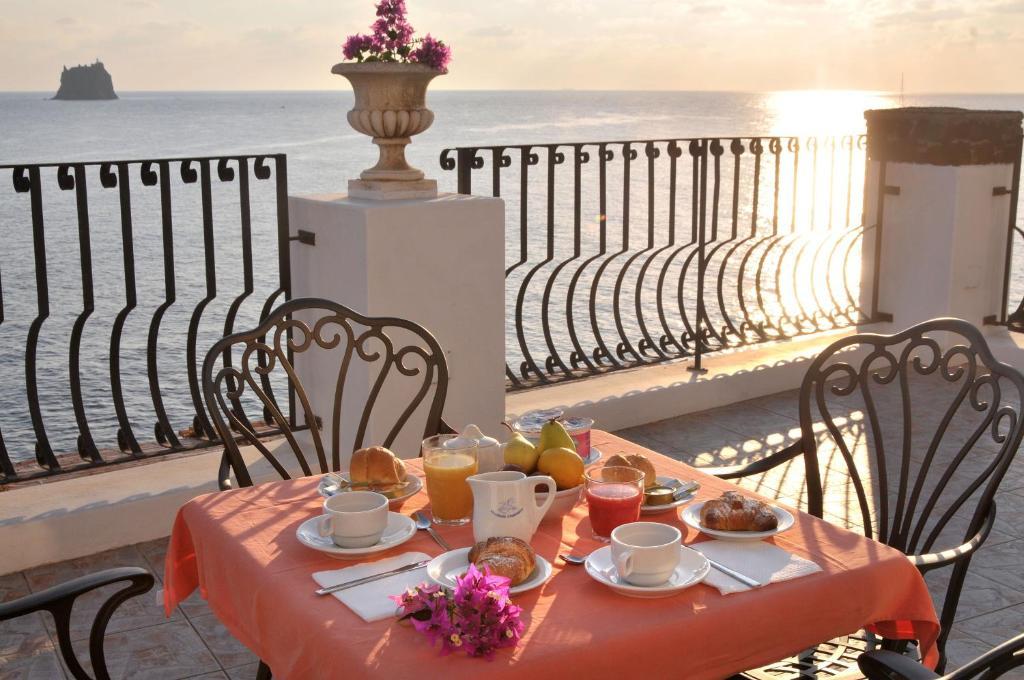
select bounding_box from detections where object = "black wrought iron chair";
[859,631,1024,679]
[710,318,1024,678]
[0,567,154,680]
[202,297,451,491]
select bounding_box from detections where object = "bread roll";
[699,491,778,531]
[468,537,536,586]
[349,446,407,486]
[606,453,658,488]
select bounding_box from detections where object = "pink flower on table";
[390,563,524,659]
[409,34,451,73]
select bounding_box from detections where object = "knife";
[706,558,761,588]
[314,559,430,596]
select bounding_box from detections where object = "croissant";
[468,537,536,586]
[700,491,778,532]
[606,453,658,488]
[349,446,407,487]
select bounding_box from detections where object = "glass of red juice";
[585,466,644,541]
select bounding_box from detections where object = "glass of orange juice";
[422,434,478,526]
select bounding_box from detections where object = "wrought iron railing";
[0,155,290,483]
[441,135,882,390]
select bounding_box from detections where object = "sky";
[0,0,1021,92]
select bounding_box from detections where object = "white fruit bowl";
[536,484,583,522]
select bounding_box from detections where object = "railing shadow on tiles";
[0,155,291,483]
[441,135,884,391]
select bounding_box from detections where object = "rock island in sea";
[53,61,117,100]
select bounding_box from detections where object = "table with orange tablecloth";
[163,431,939,679]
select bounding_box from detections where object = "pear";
[537,446,585,490]
[539,418,576,454]
[502,423,540,474]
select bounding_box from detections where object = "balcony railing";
[0,155,290,483]
[441,135,882,391]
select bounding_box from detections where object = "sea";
[1,90,1022,463]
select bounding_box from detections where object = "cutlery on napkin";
[312,551,432,622]
[691,540,821,595]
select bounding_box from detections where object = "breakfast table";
[162,431,940,679]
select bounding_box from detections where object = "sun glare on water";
[766,90,898,137]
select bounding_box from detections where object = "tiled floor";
[3,374,1024,678]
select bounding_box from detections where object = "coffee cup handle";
[317,515,334,538]
[613,549,635,579]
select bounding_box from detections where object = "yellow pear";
[537,446,585,490]
[502,423,540,474]
[538,418,576,454]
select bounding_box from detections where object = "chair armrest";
[0,566,153,622]
[699,442,803,480]
[858,650,941,680]
[0,566,155,680]
[947,630,1024,679]
[911,503,995,572]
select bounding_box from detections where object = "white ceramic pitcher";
[467,471,556,543]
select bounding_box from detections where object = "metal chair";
[859,631,1024,679]
[712,318,1024,678]
[0,567,155,680]
[202,297,451,491]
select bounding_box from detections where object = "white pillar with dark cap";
[862,107,1022,332]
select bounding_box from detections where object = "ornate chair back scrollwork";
[718,318,1024,676]
[202,298,450,490]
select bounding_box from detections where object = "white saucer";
[318,473,423,508]
[680,501,795,542]
[584,545,710,598]
[640,476,698,515]
[296,511,416,559]
[426,547,553,595]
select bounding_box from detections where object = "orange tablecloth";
[164,432,939,679]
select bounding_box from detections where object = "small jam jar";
[513,411,595,461]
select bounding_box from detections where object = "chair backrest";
[202,297,449,488]
[795,318,1024,556]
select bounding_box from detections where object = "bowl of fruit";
[502,419,586,521]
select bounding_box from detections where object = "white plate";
[426,547,553,595]
[680,501,795,541]
[584,545,710,598]
[582,446,603,466]
[295,511,416,559]
[318,473,423,508]
[640,476,698,515]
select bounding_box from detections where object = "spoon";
[413,511,451,552]
[559,553,588,565]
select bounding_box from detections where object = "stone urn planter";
[331,62,443,199]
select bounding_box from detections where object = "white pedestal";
[864,161,1014,331]
[288,192,506,461]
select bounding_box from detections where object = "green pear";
[539,418,576,454]
[502,423,540,474]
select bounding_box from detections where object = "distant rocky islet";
[53,61,117,100]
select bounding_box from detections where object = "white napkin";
[691,540,822,595]
[312,551,432,622]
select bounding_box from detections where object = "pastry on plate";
[348,446,407,488]
[605,453,658,488]
[699,491,778,531]
[468,537,536,586]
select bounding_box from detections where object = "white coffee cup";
[610,522,682,587]
[317,491,389,548]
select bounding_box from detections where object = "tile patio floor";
[3,375,1024,678]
